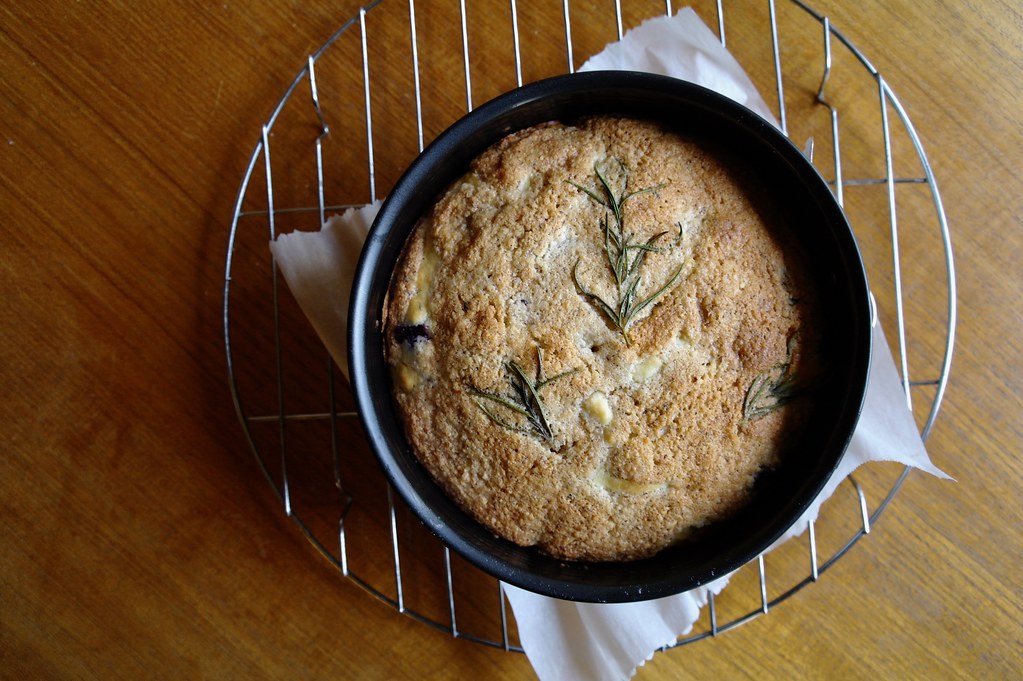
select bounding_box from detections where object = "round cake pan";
[349,71,871,603]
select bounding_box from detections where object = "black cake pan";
[349,71,871,603]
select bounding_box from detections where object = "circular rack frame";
[224,0,955,652]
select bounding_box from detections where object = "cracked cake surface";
[384,116,819,562]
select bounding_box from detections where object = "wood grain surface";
[2,1,1020,679]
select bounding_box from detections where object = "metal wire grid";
[223,0,956,652]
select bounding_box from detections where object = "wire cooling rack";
[224,0,955,652]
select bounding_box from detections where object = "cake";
[383,116,819,562]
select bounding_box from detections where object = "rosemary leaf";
[508,360,553,439]
[473,398,536,437]
[567,180,607,209]
[632,263,684,317]
[470,388,531,417]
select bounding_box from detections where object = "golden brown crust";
[384,117,818,561]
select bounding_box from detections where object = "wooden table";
[3,2,1020,678]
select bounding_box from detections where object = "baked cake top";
[384,116,818,561]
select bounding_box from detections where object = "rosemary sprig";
[470,346,576,441]
[742,336,800,421]
[570,159,683,345]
